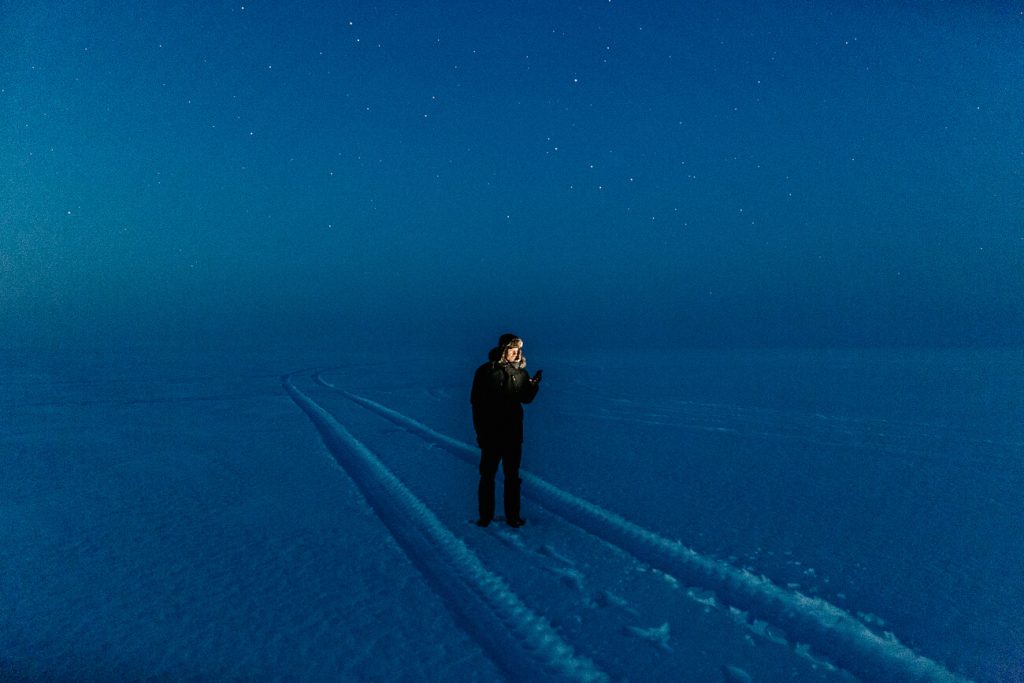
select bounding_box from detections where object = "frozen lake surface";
[2,348,1021,681]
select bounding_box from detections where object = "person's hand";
[532,369,543,384]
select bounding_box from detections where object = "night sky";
[2,1,1022,352]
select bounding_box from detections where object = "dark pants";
[478,444,522,522]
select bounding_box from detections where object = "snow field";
[308,371,846,681]
[5,350,1014,681]
[315,373,964,682]
[285,375,609,682]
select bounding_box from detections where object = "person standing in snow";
[470,334,542,528]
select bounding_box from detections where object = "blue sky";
[2,1,1021,351]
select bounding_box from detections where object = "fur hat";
[496,334,526,370]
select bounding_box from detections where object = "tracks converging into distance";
[283,368,966,683]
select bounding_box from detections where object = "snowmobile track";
[313,371,968,683]
[283,375,609,682]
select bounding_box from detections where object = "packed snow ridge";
[315,372,966,683]
[284,375,608,682]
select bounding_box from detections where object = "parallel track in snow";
[313,371,968,683]
[283,375,608,683]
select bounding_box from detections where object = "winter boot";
[477,477,495,526]
[504,476,523,527]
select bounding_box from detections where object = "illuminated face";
[503,340,523,363]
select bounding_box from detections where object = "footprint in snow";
[537,544,576,567]
[593,589,640,618]
[721,664,754,683]
[492,529,528,551]
[686,587,719,610]
[543,565,585,592]
[624,622,671,652]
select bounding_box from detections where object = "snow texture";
[323,377,967,682]
[284,375,608,682]
[4,349,1018,681]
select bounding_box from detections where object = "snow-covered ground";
[2,348,1020,681]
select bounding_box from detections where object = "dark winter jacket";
[470,358,539,447]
